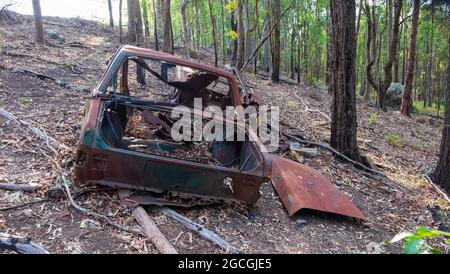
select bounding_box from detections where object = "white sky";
[1,0,122,23]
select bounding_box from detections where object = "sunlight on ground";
[1,0,123,23]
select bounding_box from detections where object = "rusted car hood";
[270,155,366,220]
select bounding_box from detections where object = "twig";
[0,198,48,211]
[283,132,407,191]
[0,182,40,192]
[160,206,240,254]
[424,174,450,204]
[0,233,48,254]
[297,96,331,122]
[61,174,140,234]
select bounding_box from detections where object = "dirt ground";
[0,12,448,254]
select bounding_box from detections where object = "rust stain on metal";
[270,155,366,220]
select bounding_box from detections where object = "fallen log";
[118,190,177,254]
[0,182,40,192]
[160,206,240,254]
[132,206,178,254]
[0,233,48,254]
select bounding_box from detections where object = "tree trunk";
[32,0,44,44]
[142,0,150,37]
[220,0,226,62]
[131,0,145,85]
[119,0,123,42]
[433,37,450,194]
[108,0,114,27]
[181,0,190,59]
[127,0,136,42]
[271,0,280,82]
[236,0,245,69]
[329,0,362,163]
[230,4,238,64]
[262,0,270,73]
[162,0,173,54]
[152,0,159,50]
[208,0,218,67]
[400,0,420,117]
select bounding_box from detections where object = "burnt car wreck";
[74,45,366,220]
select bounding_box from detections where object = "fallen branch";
[132,206,178,254]
[118,190,177,254]
[61,174,140,234]
[283,132,407,191]
[0,107,63,152]
[297,97,331,122]
[424,174,450,204]
[160,206,240,254]
[241,1,294,71]
[0,198,48,211]
[0,233,48,254]
[12,68,90,93]
[0,182,40,192]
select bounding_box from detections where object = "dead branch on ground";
[0,182,40,192]
[0,233,49,254]
[160,206,240,254]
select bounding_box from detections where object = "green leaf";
[389,231,414,243]
[403,237,424,254]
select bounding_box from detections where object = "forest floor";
[0,12,449,254]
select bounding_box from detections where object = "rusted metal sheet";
[270,155,366,220]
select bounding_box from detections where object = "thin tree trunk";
[329,0,362,163]
[220,0,226,62]
[400,0,420,117]
[236,0,245,69]
[208,0,218,67]
[119,0,123,42]
[142,0,150,37]
[162,0,173,54]
[108,0,114,27]
[271,0,280,82]
[127,0,136,42]
[32,0,44,44]
[262,0,270,73]
[181,0,190,59]
[132,0,145,85]
[152,0,159,50]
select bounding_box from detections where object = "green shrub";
[368,112,378,128]
[18,97,31,105]
[383,227,450,254]
[384,134,405,148]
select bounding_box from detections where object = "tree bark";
[271,0,281,82]
[181,0,190,59]
[108,0,114,27]
[162,0,173,54]
[32,0,44,44]
[400,0,420,117]
[262,0,270,73]
[127,0,136,42]
[208,0,218,67]
[329,0,362,163]
[152,0,159,50]
[236,0,245,69]
[119,0,123,42]
[142,0,150,37]
[433,37,450,194]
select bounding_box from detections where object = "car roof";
[119,45,235,79]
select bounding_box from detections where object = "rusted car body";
[74,45,365,220]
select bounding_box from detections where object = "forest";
[0,0,449,255]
